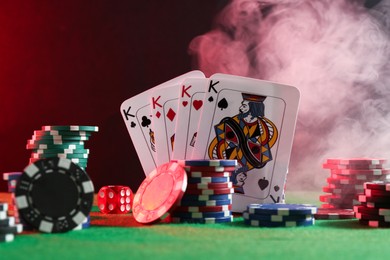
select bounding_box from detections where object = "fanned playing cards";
[121,71,300,212]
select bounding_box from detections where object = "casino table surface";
[1,191,389,260]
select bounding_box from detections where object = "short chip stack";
[26,125,99,170]
[170,159,236,224]
[0,203,23,242]
[319,158,389,214]
[354,181,390,227]
[243,204,317,227]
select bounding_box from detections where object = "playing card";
[193,73,300,212]
[120,70,205,176]
[171,78,209,160]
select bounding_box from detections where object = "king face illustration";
[208,93,278,193]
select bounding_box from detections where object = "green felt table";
[0,191,389,260]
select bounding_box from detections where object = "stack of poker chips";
[319,158,390,209]
[243,203,317,227]
[2,172,31,230]
[26,125,99,170]
[354,181,390,227]
[170,159,237,224]
[0,203,23,242]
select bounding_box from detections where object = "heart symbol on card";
[182,101,188,107]
[193,100,203,110]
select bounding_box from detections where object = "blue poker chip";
[187,177,231,184]
[177,199,232,207]
[171,210,231,219]
[0,217,15,227]
[175,159,237,167]
[0,203,8,212]
[247,203,317,216]
[244,218,315,227]
[171,215,233,224]
[181,194,232,201]
[243,211,313,222]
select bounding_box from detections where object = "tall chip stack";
[21,125,98,231]
[26,125,99,170]
[170,159,236,224]
[318,158,390,217]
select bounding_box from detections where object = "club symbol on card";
[193,100,203,110]
[182,101,188,107]
[274,185,280,192]
[208,96,214,102]
[130,122,136,128]
[217,98,228,110]
[141,116,151,128]
[258,177,269,191]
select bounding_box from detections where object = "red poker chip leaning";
[132,162,187,224]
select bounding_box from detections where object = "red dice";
[97,185,133,214]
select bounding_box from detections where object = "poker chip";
[175,159,237,167]
[187,176,231,183]
[177,199,232,207]
[27,139,85,145]
[358,219,390,228]
[365,188,390,197]
[34,130,92,136]
[32,148,90,154]
[243,217,315,228]
[364,181,390,191]
[171,210,232,219]
[184,188,234,195]
[322,186,358,195]
[132,162,187,224]
[314,208,355,220]
[0,203,8,212]
[358,194,390,203]
[354,205,390,216]
[326,158,387,165]
[355,212,390,222]
[42,125,99,132]
[31,135,90,141]
[181,194,233,201]
[173,205,232,213]
[364,201,390,208]
[326,177,367,185]
[15,158,94,233]
[243,211,313,222]
[331,168,390,175]
[183,166,237,173]
[171,215,233,224]
[186,182,233,190]
[0,217,15,227]
[247,203,317,215]
[26,143,86,150]
[323,163,385,170]
[30,153,89,159]
[0,224,23,234]
[0,234,14,243]
[187,172,231,178]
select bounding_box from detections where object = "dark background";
[0,1,224,192]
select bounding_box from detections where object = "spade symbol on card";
[274,185,280,192]
[208,96,214,102]
[258,177,269,190]
[218,98,228,110]
[130,122,136,128]
[141,116,151,128]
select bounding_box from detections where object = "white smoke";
[189,0,390,190]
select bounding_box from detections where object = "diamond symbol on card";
[156,111,161,118]
[166,109,176,122]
